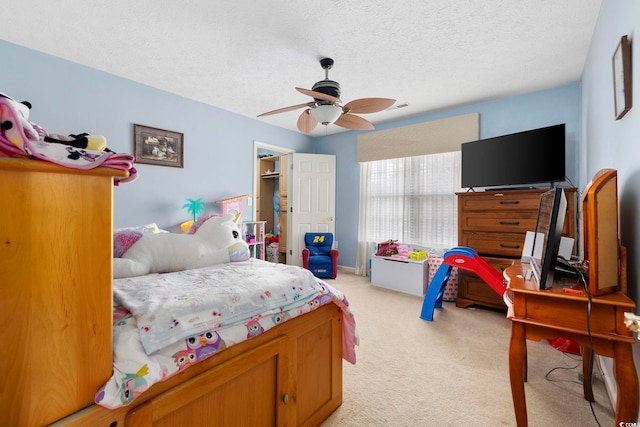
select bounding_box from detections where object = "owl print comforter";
[96,259,357,409]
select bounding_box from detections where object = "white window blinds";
[355,113,479,276]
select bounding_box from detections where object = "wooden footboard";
[50,303,343,427]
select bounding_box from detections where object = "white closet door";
[287,153,336,266]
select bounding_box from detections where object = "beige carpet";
[321,271,614,426]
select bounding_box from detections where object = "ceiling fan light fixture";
[258,57,395,133]
[310,104,342,125]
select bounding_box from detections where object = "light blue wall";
[575,0,640,397]
[5,2,638,403]
[314,84,582,268]
[582,0,640,305]
[0,40,313,230]
[0,38,582,267]
[3,5,634,284]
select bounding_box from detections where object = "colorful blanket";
[0,95,136,184]
[96,259,357,408]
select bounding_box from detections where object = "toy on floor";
[113,213,250,279]
[421,247,586,356]
[420,246,505,321]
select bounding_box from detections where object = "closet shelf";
[261,172,280,178]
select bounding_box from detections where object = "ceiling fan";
[258,58,396,133]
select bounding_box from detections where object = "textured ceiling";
[2,1,602,136]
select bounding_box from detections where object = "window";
[356,151,461,275]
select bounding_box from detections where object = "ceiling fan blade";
[297,109,318,133]
[343,98,396,114]
[334,113,375,130]
[295,87,341,103]
[257,101,316,117]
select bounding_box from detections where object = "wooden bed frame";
[1,158,343,427]
[55,303,344,427]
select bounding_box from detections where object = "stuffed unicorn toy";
[113,213,250,279]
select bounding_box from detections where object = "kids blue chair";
[302,232,339,279]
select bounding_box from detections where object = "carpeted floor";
[321,271,614,426]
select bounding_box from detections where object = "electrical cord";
[581,270,602,427]
[544,353,582,385]
[557,180,602,425]
[544,267,602,426]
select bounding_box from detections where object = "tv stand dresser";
[456,188,576,310]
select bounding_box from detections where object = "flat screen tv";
[461,124,566,189]
[530,188,567,290]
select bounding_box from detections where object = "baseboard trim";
[338,265,356,274]
[596,354,616,411]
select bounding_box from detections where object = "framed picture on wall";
[134,124,184,168]
[613,35,632,120]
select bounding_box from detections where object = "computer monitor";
[530,188,567,290]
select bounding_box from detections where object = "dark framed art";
[613,35,632,120]
[134,124,184,168]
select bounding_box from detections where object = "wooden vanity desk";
[503,261,638,426]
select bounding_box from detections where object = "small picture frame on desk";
[613,35,632,120]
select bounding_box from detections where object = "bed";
[62,260,356,427]
[0,158,356,427]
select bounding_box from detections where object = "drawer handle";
[500,221,520,225]
[500,244,520,249]
[499,200,520,205]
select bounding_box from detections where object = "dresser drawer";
[458,273,507,308]
[458,191,543,212]
[460,232,526,258]
[482,256,514,276]
[459,211,538,233]
[470,256,514,277]
[456,188,576,310]
[457,257,512,309]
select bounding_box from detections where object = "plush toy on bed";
[113,213,250,279]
